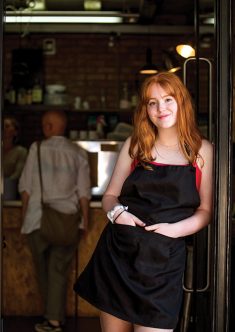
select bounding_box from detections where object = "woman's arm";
[102,137,145,227]
[102,137,133,212]
[145,139,214,237]
[10,146,27,180]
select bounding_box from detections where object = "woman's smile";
[158,113,171,120]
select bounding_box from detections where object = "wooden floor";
[2,316,101,332]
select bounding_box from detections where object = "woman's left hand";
[145,223,179,238]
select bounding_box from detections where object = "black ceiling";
[5,0,214,26]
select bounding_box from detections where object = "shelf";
[3,104,133,149]
[4,104,68,112]
[4,104,134,114]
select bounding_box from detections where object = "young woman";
[3,116,27,180]
[74,72,213,332]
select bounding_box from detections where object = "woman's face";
[146,84,178,130]
[3,119,18,140]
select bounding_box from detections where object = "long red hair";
[129,71,202,164]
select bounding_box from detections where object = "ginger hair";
[129,71,202,165]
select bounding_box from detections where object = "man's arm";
[79,196,90,232]
[20,190,30,221]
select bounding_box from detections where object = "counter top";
[3,200,102,208]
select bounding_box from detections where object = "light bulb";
[176,45,195,58]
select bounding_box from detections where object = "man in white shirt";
[19,110,91,332]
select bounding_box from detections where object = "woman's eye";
[165,97,173,103]
[148,101,157,107]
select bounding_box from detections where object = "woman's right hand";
[114,211,145,227]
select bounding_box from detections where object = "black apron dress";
[74,162,200,329]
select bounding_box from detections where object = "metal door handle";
[183,58,213,292]
[183,57,213,141]
[183,225,211,292]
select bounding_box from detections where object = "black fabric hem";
[77,293,178,329]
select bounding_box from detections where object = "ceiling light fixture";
[176,44,195,58]
[84,0,102,11]
[5,11,123,24]
[203,17,214,24]
[139,48,158,75]
[162,50,181,73]
[28,0,45,10]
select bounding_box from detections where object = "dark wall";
[3,32,213,147]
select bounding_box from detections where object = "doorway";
[0,0,234,331]
[178,0,233,331]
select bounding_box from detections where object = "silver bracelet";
[107,204,128,224]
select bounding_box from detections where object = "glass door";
[177,0,233,331]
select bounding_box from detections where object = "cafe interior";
[1,0,234,331]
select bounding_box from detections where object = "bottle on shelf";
[131,94,138,108]
[25,89,32,105]
[74,96,81,110]
[119,82,130,109]
[32,79,43,104]
[96,115,106,139]
[17,88,26,105]
[6,85,16,104]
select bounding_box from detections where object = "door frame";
[0,0,233,331]
[0,0,4,329]
[212,0,233,331]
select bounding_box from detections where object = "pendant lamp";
[162,49,181,73]
[176,44,195,58]
[139,48,158,75]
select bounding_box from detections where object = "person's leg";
[134,325,173,332]
[27,230,50,307]
[46,240,78,324]
[100,311,133,332]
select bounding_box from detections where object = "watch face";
[107,205,122,222]
[107,205,128,222]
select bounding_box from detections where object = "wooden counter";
[2,203,107,317]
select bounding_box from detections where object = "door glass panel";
[178,1,215,331]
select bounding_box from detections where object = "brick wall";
[3,33,213,147]
[4,33,190,106]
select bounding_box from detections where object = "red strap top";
[131,160,202,191]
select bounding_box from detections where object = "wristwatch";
[107,204,128,223]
